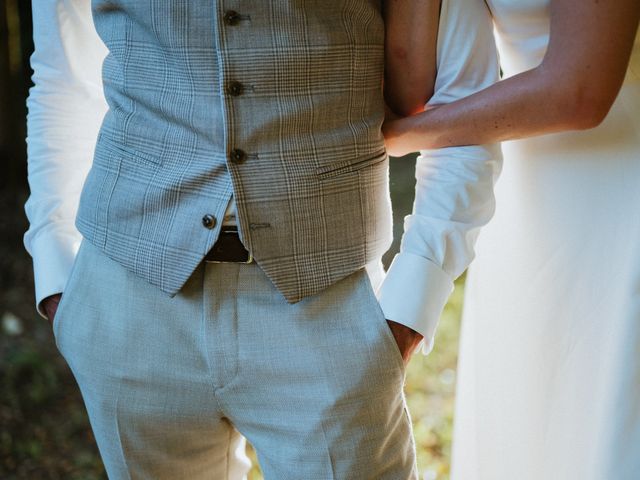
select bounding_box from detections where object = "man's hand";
[42,293,62,325]
[386,320,423,365]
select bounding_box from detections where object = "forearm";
[25,0,108,316]
[384,66,577,152]
[385,0,640,155]
[26,86,105,317]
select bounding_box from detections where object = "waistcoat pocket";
[98,135,163,166]
[316,149,387,179]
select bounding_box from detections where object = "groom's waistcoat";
[77,0,392,302]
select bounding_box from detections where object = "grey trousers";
[53,240,417,479]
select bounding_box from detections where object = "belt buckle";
[206,254,253,264]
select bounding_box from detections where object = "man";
[24,0,500,478]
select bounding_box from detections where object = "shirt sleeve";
[376,0,503,354]
[24,0,108,318]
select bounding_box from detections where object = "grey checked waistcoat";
[77,0,392,303]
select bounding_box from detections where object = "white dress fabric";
[452,1,640,479]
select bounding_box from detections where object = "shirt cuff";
[376,252,454,354]
[28,228,81,319]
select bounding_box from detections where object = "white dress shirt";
[25,0,501,354]
[377,0,502,353]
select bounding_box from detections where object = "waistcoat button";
[226,81,244,97]
[224,10,241,26]
[230,149,247,164]
[202,214,217,229]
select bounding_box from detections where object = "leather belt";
[204,227,253,264]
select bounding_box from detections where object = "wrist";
[385,113,436,157]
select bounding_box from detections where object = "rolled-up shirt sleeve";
[24,0,107,317]
[377,0,503,353]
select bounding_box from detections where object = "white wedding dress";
[451,1,640,479]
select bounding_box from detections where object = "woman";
[384,0,640,478]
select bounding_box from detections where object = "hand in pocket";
[386,320,423,365]
[42,293,63,325]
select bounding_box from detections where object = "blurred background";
[0,1,465,479]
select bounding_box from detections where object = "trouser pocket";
[52,240,88,351]
[360,269,407,377]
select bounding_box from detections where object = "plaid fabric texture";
[77,0,393,302]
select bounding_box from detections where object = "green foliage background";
[0,2,464,478]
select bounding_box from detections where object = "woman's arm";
[384,0,640,156]
[383,0,440,116]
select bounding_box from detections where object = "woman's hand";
[382,103,410,157]
[382,117,411,158]
[383,105,440,158]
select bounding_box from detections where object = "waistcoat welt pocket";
[98,135,162,166]
[316,149,388,179]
